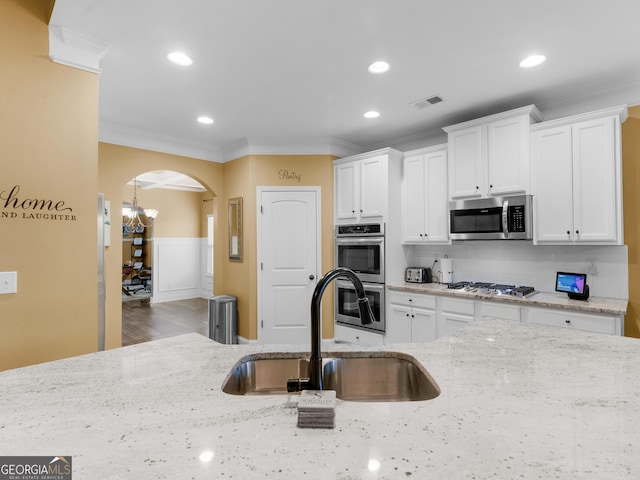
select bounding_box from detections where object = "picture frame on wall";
[228,197,243,261]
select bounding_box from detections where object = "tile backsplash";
[407,243,628,299]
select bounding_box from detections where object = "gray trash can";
[208,295,238,344]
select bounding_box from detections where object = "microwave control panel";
[508,205,525,232]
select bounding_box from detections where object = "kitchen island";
[1,319,638,479]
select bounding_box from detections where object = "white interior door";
[258,187,320,344]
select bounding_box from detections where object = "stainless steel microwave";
[449,195,533,240]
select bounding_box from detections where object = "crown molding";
[368,127,448,153]
[99,123,365,163]
[99,121,223,162]
[221,136,363,162]
[536,79,640,122]
[48,25,110,74]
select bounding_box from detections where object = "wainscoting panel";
[153,237,203,303]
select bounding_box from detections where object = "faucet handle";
[287,377,312,392]
[357,297,375,325]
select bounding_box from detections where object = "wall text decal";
[0,185,76,222]
[278,169,301,182]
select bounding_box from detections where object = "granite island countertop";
[1,319,639,479]
[388,282,628,315]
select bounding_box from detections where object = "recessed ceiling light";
[519,54,546,68]
[368,61,390,74]
[167,52,193,66]
[363,111,380,119]
[197,116,214,124]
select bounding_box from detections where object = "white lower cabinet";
[384,289,624,343]
[438,297,475,337]
[478,301,521,322]
[386,291,437,344]
[523,306,622,335]
[334,324,384,345]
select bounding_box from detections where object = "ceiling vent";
[409,94,443,109]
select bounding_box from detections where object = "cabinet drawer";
[440,296,475,316]
[479,301,520,322]
[334,324,385,345]
[528,308,621,335]
[387,290,436,310]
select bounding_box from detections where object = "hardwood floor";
[122,298,209,346]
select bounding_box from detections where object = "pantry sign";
[0,185,76,222]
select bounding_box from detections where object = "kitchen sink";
[222,351,440,402]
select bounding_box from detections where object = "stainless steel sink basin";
[222,352,440,402]
[221,354,310,395]
[323,354,440,402]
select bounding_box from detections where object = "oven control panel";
[336,223,384,236]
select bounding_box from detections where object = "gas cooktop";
[447,281,535,297]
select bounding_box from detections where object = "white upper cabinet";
[335,161,359,221]
[444,105,543,200]
[531,105,627,245]
[447,127,483,199]
[334,148,402,224]
[402,145,450,244]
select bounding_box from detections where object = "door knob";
[309,275,315,280]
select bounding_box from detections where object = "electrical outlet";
[586,258,598,276]
[0,272,17,294]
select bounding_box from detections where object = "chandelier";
[122,177,158,230]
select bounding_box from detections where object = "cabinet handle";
[408,298,413,302]
[575,230,579,235]
[565,320,571,324]
[419,233,423,237]
[566,230,571,235]
[475,185,479,190]
[411,314,415,318]
[489,184,493,188]
[406,313,410,317]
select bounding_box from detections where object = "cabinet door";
[572,117,618,243]
[487,115,529,196]
[528,307,621,335]
[448,126,483,199]
[412,308,437,343]
[402,154,427,242]
[359,155,386,218]
[335,162,359,221]
[334,324,385,345]
[424,150,450,243]
[438,312,473,337]
[386,303,413,344]
[531,125,575,244]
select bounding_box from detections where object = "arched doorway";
[120,170,214,345]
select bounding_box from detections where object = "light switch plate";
[0,272,17,294]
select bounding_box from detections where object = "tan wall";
[98,143,224,349]
[0,0,99,370]
[222,154,336,340]
[623,105,640,338]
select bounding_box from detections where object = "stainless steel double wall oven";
[334,223,385,332]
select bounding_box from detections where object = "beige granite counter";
[388,282,628,315]
[1,320,639,479]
